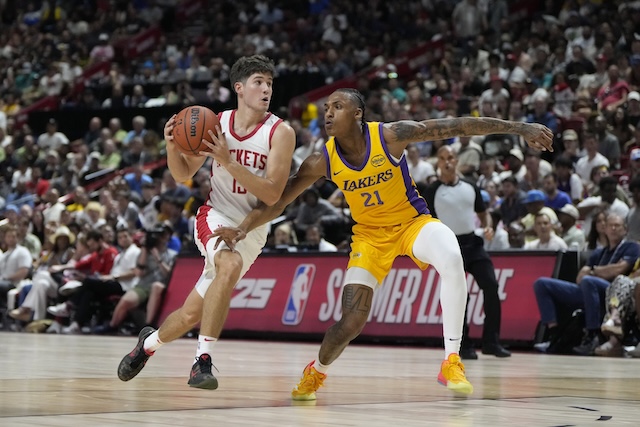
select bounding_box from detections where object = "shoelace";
[298,368,325,391]
[444,360,467,382]
[195,355,219,374]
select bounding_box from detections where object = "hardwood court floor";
[1,332,638,426]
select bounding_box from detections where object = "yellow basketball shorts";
[347,214,440,284]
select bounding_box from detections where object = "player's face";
[324,92,361,137]
[238,72,273,111]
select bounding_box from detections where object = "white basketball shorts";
[193,205,268,297]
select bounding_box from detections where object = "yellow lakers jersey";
[323,122,429,227]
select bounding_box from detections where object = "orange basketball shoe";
[437,353,474,395]
[291,361,327,401]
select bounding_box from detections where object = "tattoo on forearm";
[390,117,524,143]
[342,285,372,313]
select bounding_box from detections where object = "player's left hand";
[520,123,554,152]
[210,226,247,251]
[200,126,231,166]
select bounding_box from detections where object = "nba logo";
[282,264,316,326]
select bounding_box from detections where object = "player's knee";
[214,252,243,282]
[179,307,201,326]
[338,315,367,340]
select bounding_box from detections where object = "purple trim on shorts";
[335,124,371,171]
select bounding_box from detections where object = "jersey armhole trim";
[322,145,331,178]
[378,122,403,167]
[268,118,284,150]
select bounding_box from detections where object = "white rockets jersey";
[207,109,283,224]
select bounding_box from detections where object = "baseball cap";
[562,129,578,140]
[631,147,640,161]
[629,91,640,102]
[524,190,546,204]
[559,204,579,220]
[508,148,524,162]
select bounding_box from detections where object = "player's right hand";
[210,226,247,251]
[521,122,554,152]
[164,114,177,145]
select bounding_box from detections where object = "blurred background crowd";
[1,0,640,357]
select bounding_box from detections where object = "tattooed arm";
[382,117,554,154]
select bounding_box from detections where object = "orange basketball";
[172,105,219,156]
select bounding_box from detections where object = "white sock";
[444,337,462,359]
[314,359,330,374]
[143,331,164,353]
[196,335,217,359]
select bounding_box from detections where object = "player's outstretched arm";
[165,114,207,182]
[201,122,296,206]
[383,117,554,152]
[211,152,327,248]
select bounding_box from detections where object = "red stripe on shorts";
[196,204,213,248]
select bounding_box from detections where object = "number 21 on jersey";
[361,190,383,207]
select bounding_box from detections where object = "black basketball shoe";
[187,353,219,389]
[117,326,156,381]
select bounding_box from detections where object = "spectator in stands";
[524,212,568,251]
[557,204,586,251]
[123,116,148,146]
[575,131,610,186]
[498,175,526,226]
[9,225,76,323]
[37,118,69,151]
[124,164,153,196]
[455,136,483,181]
[406,144,435,185]
[526,90,559,135]
[533,213,639,355]
[300,224,338,252]
[578,176,630,236]
[597,64,629,116]
[17,217,41,261]
[521,189,559,239]
[97,224,176,333]
[62,228,140,334]
[554,155,584,203]
[593,114,621,169]
[46,229,119,318]
[542,173,572,210]
[521,149,553,191]
[0,225,33,309]
[109,118,128,144]
[293,188,341,238]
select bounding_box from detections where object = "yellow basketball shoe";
[291,361,327,401]
[437,353,474,395]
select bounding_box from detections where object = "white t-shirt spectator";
[408,159,435,184]
[0,244,32,285]
[575,153,610,184]
[111,244,142,291]
[524,233,569,250]
[38,132,69,151]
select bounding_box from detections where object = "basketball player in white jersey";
[118,55,296,389]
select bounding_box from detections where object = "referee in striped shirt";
[424,146,511,359]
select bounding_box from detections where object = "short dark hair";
[229,55,276,93]
[599,175,618,189]
[554,156,573,169]
[86,230,103,242]
[502,175,518,186]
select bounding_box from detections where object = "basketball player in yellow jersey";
[212,88,554,398]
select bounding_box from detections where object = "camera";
[144,227,164,249]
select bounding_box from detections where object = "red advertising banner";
[159,252,559,342]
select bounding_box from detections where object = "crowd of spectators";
[1,0,640,357]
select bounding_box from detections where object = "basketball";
[172,105,219,156]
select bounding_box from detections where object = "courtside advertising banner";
[160,253,558,341]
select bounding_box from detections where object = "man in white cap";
[557,203,585,250]
[627,91,640,124]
